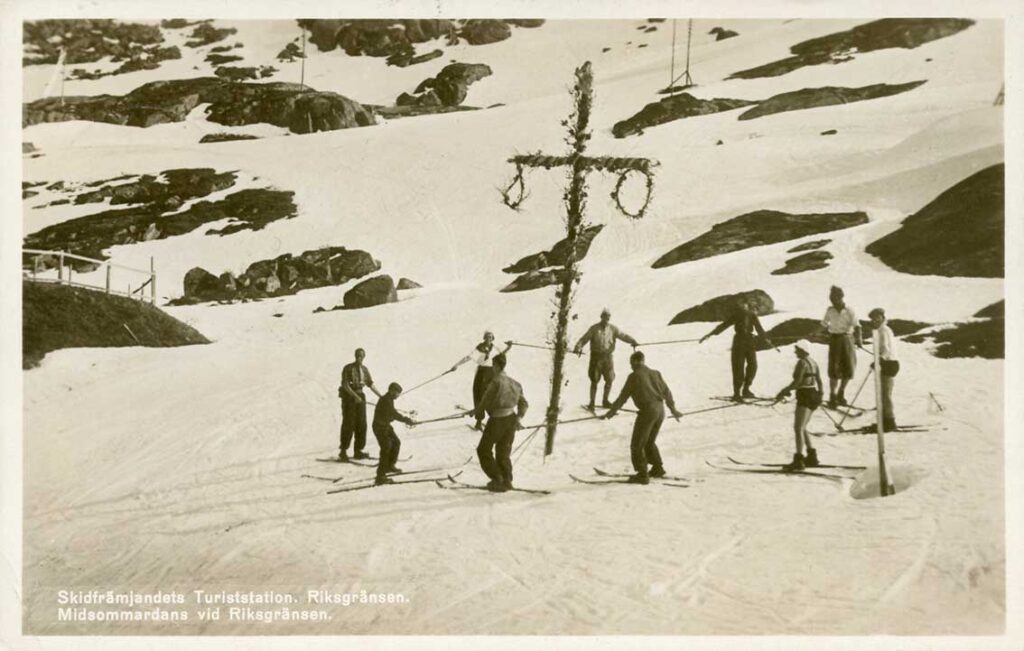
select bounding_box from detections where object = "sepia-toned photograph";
[1,1,1020,648]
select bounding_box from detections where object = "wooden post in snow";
[105,263,111,294]
[499,62,658,456]
[150,257,156,303]
[873,327,894,497]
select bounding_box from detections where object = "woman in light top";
[774,339,824,472]
[450,331,513,430]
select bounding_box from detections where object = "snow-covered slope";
[20,18,1005,635]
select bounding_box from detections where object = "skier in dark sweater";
[372,383,417,485]
[699,298,771,401]
[603,351,683,484]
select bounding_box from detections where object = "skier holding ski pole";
[574,308,638,411]
[699,297,772,401]
[338,348,384,461]
[450,331,513,431]
[372,383,418,485]
[603,351,683,484]
[474,353,528,492]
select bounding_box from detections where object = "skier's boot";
[883,419,898,433]
[375,475,394,486]
[353,451,370,460]
[782,453,805,473]
[828,395,838,409]
[741,387,756,399]
[627,473,650,485]
[337,452,349,462]
[837,393,848,407]
[486,479,503,492]
[585,403,596,413]
[386,466,403,475]
[649,466,667,478]
[804,448,819,468]
[731,393,743,402]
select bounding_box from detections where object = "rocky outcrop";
[214,65,278,81]
[738,81,926,121]
[975,300,1003,319]
[397,278,422,290]
[504,225,604,274]
[669,290,774,325]
[277,42,305,62]
[771,250,833,275]
[69,46,183,80]
[174,247,381,304]
[709,27,739,41]
[206,53,243,65]
[298,19,544,59]
[23,78,374,135]
[653,210,868,269]
[23,20,163,65]
[613,93,755,138]
[500,269,568,293]
[26,178,296,268]
[387,48,443,68]
[344,275,398,309]
[729,18,974,79]
[198,133,260,143]
[904,320,1003,359]
[399,63,492,107]
[186,23,237,48]
[866,164,1003,278]
[71,168,237,208]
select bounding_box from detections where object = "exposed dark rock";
[199,133,261,143]
[25,185,296,267]
[397,277,422,290]
[373,103,479,120]
[500,269,568,293]
[387,48,444,67]
[904,320,1003,359]
[24,78,374,135]
[504,225,604,274]
[507,19,546,28]
[709,26,739,41]
[23,20,163,65]
[647,18,667,23]
[738,81,926,121]
[613,93,755,138]
[669,290,774,325]
[214,65,277,81]
[821,129,838,135]
[729,18,974,80]
[460,19,511,45]
[866,164,1003,278]
[788,239,830,253]
[403,62,492,107]
[71,168,236,207]
[277,42,305,62]
[974,300,1003,319]
[653,210,868,269]
[344,275,398,309]
[186,23,237,48]
[772,250,833,275]
[23,142,38,153]
[172,246,381,305]
[161,19,194,29]
[206,53,243,65]
[759,317,930,351]
[23,190,39,199]
[602,47,611,53]
[638,44,648,48]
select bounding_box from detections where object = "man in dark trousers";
[603,351,683,484]
[372,383,417,485]
[339,348,383,461]
[573,308,639,411]
[474,353,528,492]
[699,297,772,401]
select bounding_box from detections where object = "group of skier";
[334,284,900,487]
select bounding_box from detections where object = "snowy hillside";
[19,18,1005,637]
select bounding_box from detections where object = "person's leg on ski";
[742,344,758,399]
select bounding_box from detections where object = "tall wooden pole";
[670,19,677,97]
[300,28,306,89]
[874,328,894,497]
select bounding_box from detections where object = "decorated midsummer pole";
[873,327,894,496]
[500,62,658,456]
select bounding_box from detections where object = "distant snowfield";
[21,18,1005,634]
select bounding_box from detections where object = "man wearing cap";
[372,382,417,485]
[868,308,900,432]
[339,348,383,461]
[820,286,861,408]
[603,351,684,484]
[574,308,639,411]
[475,353,529,492]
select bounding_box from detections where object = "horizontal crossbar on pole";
[508,154,658,173]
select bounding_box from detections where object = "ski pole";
[676,402,744,418]
[636,338,701,347]
[404,368,455,395]
[510,341,558,352]
[837,368,873,430]
[416,411,469,425]
[929,392,945,412]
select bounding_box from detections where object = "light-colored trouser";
[881,374,896,424]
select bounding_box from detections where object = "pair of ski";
[326,468,463,494]
[814,424,935,436]
[711,395,867,418]
[569,468,693,489]
[706,456,865,481]
[435,473,551,495]
[314,455,413,466]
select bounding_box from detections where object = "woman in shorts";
[774,339,824,471]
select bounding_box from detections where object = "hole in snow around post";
[848,463,927,500]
